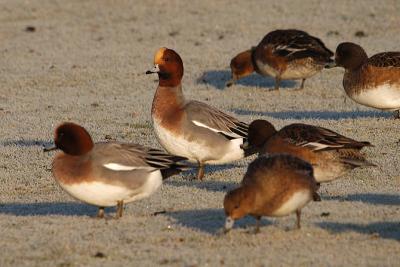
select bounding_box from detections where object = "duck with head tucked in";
[244,120,375,184]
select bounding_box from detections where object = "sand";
[0,0,399,266]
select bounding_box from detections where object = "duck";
[146,47,255,180]
[244,119,375,183]
[251,29,333,90]
[327,42,400,118]
[44,122,188,218]
[223,154,320,233]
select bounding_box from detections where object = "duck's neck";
[151,85,186,121]
[250,47,261,74]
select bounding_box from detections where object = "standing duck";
[44,122,188,218]
[146,47,255,180]
[252,29,333,90]
[223,154,320,233]
[328,42,400,117]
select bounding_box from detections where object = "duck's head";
[44,122,94,156]
[223,186,255,232]
[226,49,255,87]
[146,47,184,87]
[242,119,277,151]
[326,42,368,70]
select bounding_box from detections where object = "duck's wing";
[277,123,372,151]
[263,29,333,62]
[185,100,248,140]
[368,52,400,68]
[94,142,189,179]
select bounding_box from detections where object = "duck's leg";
[295,209,301,229]
[254,216,262,234]
[97,207,105,219]
[274,76,281,91]
[394,110,400,119]
[298,78,306,90]
[116,200,124,219]
[196,162,205,180]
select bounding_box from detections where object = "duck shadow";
[232,109,392,120]
[197,70,296,90]
[324,193,400,206]
[167,208,271,234]
[165,179,238,193]
[0,202,113,216]
[317,221,400,241]
[1,139,53,148]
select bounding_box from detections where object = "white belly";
[152,120,244,164]
[272,190,311,217]
[256,59,279,77]
[59,171,162,207]
[350,84,400,110]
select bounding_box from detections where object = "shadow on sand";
[167,208,271,234]
[324,193,400,206]
[0,202,111,217]
[165,179,238,193]
[317,221,400,241]
[232,109,392,120]
[1,139,53,148]
[198,70,296,90]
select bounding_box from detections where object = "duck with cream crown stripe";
[326,42,400,118]
[44,122,189,218]
[229,29,333,90]
[223,154,320,234]
[146,47,256,180]
[244,120,375,184]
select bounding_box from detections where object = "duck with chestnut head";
[146,47,256,180]
[327,42,400,118]
[44,122,188,218]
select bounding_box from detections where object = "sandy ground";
[0,0,399,266]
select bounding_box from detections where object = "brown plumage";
[330,42,400,117]
[226,48,256,87]
[252,29,333,90]
[223,154,319,233]
[246,120,375,183]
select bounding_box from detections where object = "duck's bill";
[240,141,250,150]
[224,216,235,233]
[43,145,57,152]
[324,61,337,69]
[225,79,235,87]
[145,64,160,74]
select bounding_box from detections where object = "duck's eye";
[234,205,240,209]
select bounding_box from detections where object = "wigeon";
[146,47,255,180]
[223,154,320,233]
[44,122,188,218]
[327,42,400,117]
[245,120,375,183]
[251,29,333,90]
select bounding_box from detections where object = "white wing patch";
[103,163,154,171]
[302,142,342,151]
[192,120,241,138]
